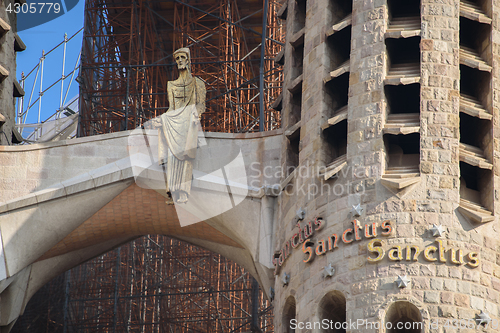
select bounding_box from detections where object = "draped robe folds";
[158,77,206,195]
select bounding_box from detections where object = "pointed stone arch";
[282,295,297,333]
[385,301,423,333]
[318,290,346,333]
[375,295,429,333]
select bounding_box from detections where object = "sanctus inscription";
[301,220,394,263]
[367,238,479,268]
[273,217,480,274]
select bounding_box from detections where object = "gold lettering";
[365,223,377,238]
[450,248,464,265]
[342,228,353,244]
[406,245,421,261]
[435,240,447,263]
[367,239,385,263]
[302,240,314,263]
[273,256,280,275]
[315,240,326,256]
[303,220,314,239]
[467,252,480,268]
[284,240,291,259]
[314,217,324,230]
[352,220,362,241]
[328,234,339,251]
[424,245,438,262]
[388,246,402,261]
[291,233,300,248]
[381,220,393,236]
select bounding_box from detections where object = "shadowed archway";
[12,235,274,332]
[385,301,423,333]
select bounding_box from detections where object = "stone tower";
[273,0,500,331]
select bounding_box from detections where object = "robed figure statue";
[157,47,206,203]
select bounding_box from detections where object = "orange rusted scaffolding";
[78,0,284,135]
[13,236,274,333]
[12,1,284,331]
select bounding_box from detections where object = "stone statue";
[156,47,206,203]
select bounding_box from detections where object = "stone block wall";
[0,129,283,203]
[274,0,500,331]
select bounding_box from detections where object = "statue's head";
[173,47,191,71]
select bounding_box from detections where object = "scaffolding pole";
[12,1,285,332]
[78,0,284,135]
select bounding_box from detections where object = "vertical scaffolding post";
[59,33,68,118]
[125,68,130,131]
[251,277,261,332]
[259,0,269,132]
[79,0,283,135]
[13,235,275,332]
[13,1,284,331]
[37,50,45,139]
[17,72,25,126]
[63,270,70,333]
[113,247,121,333]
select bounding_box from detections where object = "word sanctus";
[273,217,324,274]
[302,220,394,263]
[367,239,479,268]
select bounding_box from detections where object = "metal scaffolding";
[78,0,284,135]
[15,29,82,142]
[12,1,283,331]
[13,236,274,332]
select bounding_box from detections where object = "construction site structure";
[15,29,83,143]
[78,0,285,135]
[12,0,285,331]
[12,236,274,332]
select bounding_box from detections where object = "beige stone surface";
[2,0,500,331]
[0,128,282,329]
[272,0,500,331]
[0,181,133,279]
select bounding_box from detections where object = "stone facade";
[274,0,500,331]
[0,0,23,146]
[1,0,500,331]
[0,129,283,330]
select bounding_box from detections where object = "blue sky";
[16,1,84,124]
